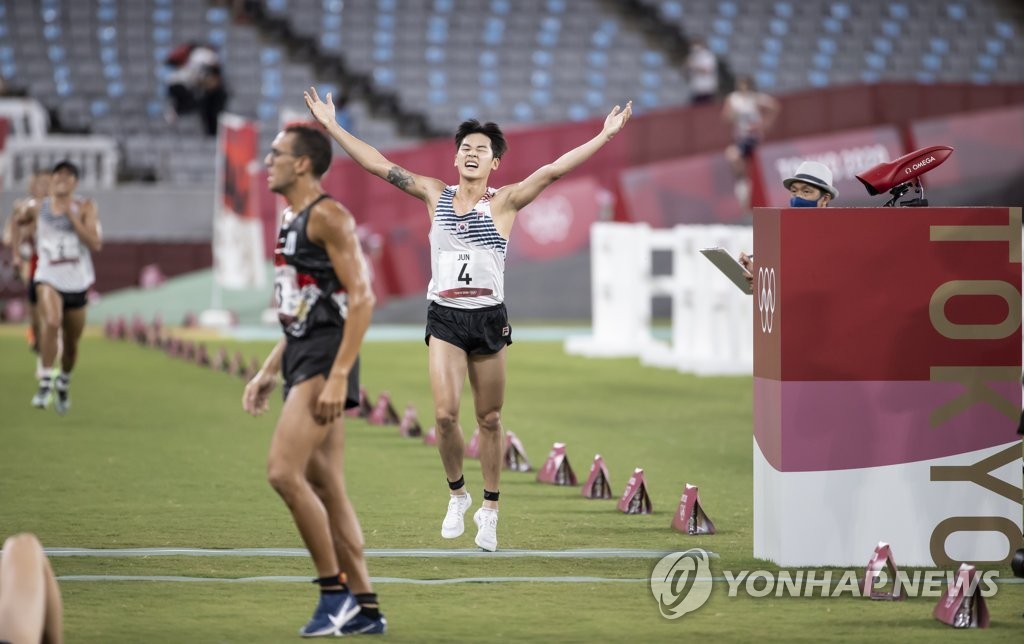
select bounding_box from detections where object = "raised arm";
[304,88,444,205]
[497,101,631,213]
[69,199,102,253]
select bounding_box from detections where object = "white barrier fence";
[1,136,119,189]
[0,98,50,139]
[0,98,119,189]
[565,222,754,375]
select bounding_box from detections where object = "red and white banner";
[753,206,1022,566]
[213,113,264,289]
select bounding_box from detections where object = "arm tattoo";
[386,165,414,191]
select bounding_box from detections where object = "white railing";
[1,136,119,189]
[0,98,50,139]
[565,222,754,375]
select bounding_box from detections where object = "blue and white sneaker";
[299,590,360,637]
[340,612,387,635]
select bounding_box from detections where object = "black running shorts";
[425,301,512,355]
[281,327,360,408]
[33,282,87,309]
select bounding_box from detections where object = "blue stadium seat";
[760,52,780,69]
[921,54,942,72]
[808,70,829,87]
[946,3,966,21]
[754,71,776,90]
[993,21,1014,39]
[567,104,589,121]
[530,88,551,106]
[889,4,910,20]
[830,3,851,20]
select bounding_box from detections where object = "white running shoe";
[440,492,472,539]
[31,380,52,409]
[473,507,498,552]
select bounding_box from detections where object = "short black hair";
[52,160,80,179]
[284,125,332,178]
[455,120,507,159]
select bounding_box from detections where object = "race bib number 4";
[437,251,495,298]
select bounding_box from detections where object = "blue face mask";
[789,196,819,208]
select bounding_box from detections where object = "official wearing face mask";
[782,160,838,208]
[739,161,838,277]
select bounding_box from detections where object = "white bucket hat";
[783,161,838,199]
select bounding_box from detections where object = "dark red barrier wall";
[0,242,212,298]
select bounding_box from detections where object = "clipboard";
[699,247,753,295]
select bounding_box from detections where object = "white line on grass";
[56,575,650,584]
[43,547,712,559]
[54,574,1024,586]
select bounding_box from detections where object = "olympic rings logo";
[757,266,776,334]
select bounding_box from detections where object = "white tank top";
[727,91,763,138]
[427,186,507,309]
[34,198,95,293]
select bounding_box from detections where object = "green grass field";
[1,329,1021,642]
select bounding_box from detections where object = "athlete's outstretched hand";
[304,87,337,129]
[243,370,278,416]
[601,101,633,139]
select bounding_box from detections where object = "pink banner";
[508,176,609,262]
[912,105,1024,186]
[618,151,744,226]
[757,126,904,207]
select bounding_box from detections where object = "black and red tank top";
[273,194,347,338]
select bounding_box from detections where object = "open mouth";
[465,160,478,169]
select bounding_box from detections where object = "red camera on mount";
[855,145,954,207]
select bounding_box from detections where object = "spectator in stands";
[12,161,102,416]
[686,39,719,104]
[4,169,52,357]
[305,86,632,553]
[0,532,64,644]
[197,64,229,137]
[738,160,837,281]
[242,124,384,636]
[210,0,254,22]
[722,75,780,212]
[164,43,228,136]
